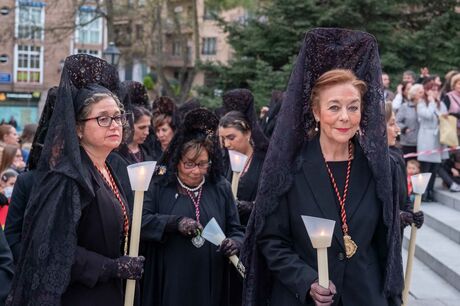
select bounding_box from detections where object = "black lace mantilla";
[158,108,223,186]
[222,89,269,153]
[7,54,121,306]
[241,28,403,306]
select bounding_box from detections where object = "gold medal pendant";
[343,235,357,258]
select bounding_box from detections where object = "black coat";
[60,153,130,306]
[258,139,395,306]
[0,230,13,306]
[140,178,245,306]
[4,171,35,264]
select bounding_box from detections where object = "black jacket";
[258,139,395,306]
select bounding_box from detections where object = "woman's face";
[13,148,25,170]
[78,97,123,154]
[313,83,362,146]
[132,115,151,145]
[177,147,210,187]
[454,81,460,93]
[403,82,413,98]
[218,126,252,154]
[412,87,425,102]
[155,122,174,149]
[386,112,400,146]
[3,127,19,145]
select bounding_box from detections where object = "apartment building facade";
[0,0,245,129]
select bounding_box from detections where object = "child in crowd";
[0,170,17,228]
[407,159,421,202]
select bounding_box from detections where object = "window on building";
[16,2,44,40]
[76,8,102,44]
[172,40,182,56]
[202,37,217,55]
[203,6,217,20]
[75,49,100,56]
[136,24,143,40]
[15,45,42,83]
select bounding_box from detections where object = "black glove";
[412,211,424,229]
[217,238,241,257]
[102,256,145,280]
[236,200,254,215]
[177,217,203,237]
[400,211,414,228]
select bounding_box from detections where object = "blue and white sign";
[0,73,11,83]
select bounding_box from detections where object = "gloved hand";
[309,280,336,306]
[400,211,414,228]
[236,200,254,215]
[413,211,424,229]
[102,256,145,280]
[217,238,241,257]
[178,217,203,237]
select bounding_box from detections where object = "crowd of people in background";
[0,27,459,306]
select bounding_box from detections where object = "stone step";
[402,248,460,305]
[403,224,460,293]
[433,180,460,212]
[421,202,460,244]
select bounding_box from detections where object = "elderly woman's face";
[4,127,19,145]
[313,83,361,145]
[78,97,123,154]
[177,147,210,187]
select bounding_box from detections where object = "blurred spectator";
[439,152,460,192]
[447,74,460,135]
[382,72,395,102]
[0,170,17,199]
[7,116,17,129]
[19,123,37,160]
[0,145,23,174]
[403,70,417,84]
[258,106,269,126]
[0,125,19,147]
[441,70,459,109]
[396,83,419,157]
[406,159,421,199]
[392,80,413,112]
[417,81,448,202]
[417,67,431,84]
[0,170,17,228]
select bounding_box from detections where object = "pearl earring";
[314,121,319,132]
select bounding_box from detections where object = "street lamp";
[103,42,121,66]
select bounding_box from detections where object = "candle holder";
[301,215,335,288]
[228,150,248,198]
[201,217,245,278]
[402,172,431,306]
[124,161,157,306]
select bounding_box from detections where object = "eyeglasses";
[182,160,212,170]
[80,114,127,127]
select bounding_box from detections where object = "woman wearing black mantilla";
[219,89,269,226]
[140,108,244,306]
[242,28,403,306]
[6,55,144,306]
